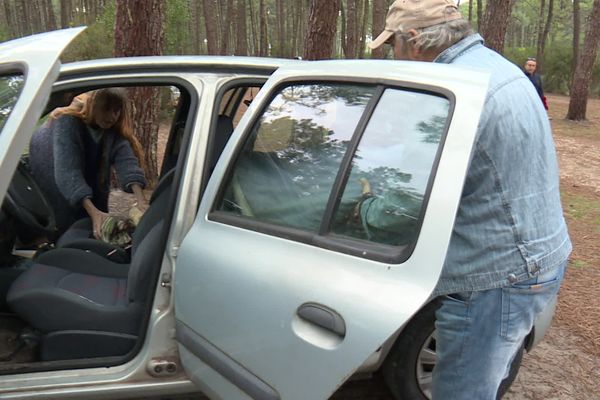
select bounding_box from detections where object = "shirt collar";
[433,33,484,64]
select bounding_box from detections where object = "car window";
[215,82,450,257]
[217,83,376,231]
[0,74,24,131]
[331,89,450,246]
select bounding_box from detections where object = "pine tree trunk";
[357,0,369,59]
[248,0,258,55]
[571,0,581,86]
[340,1,347,58]
[276,0,285,57]
[536,0,546,59]
[188,0,199,53]
[60,0,70,28]
[203,0,219,54]
[43,0,57,30]
[31,0,44,33]
[15,0,29,37]
[3,0,17,38]
[259,0,268,56]
[290,1,299,57]
[480,0,515,53]
[468,0,473,23]
[219,0,234,55]
[567,0,600,120]
[371,0,385,58]
[476,0,482,31]
[235,0,248,55]
[345,0,357,58]
[536,0,554,73]
[303,0,339,60]
[114,0,165,186]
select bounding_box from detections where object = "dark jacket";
[524,71,544,99]
[29,115,146,234]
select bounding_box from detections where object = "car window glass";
[0,74,24,131]
[217,83,375,232]
[331,89,450,246]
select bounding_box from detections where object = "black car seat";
[5,173,174,361]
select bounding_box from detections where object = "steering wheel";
[2,160,57,239]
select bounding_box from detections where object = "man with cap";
[370,1,571,398]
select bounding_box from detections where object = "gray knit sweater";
[29,115,146,234]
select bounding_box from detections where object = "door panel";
[175,61,490,399]
[0,27,84,200]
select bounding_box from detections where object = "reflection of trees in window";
[0,75,24,130]
[417,114,446,144]
[276,84,374,116]
[271,117,349,194]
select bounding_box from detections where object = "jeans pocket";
[501,268,563,342]
[511,267,561,291]
[445,291,473,304]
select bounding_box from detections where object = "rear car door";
[0,28,84,200]
[174,61,490,399]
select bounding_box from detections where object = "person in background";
[369,0,570,398]
[29,88,148,239]
[524,57,549,110]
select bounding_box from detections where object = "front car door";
[175,61,490,399]
[0,28,84,200]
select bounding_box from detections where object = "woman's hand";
[131,183,149,212]
[82,198,110,239]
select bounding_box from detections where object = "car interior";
[0,80,262,373]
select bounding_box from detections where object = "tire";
[382,299,524,400]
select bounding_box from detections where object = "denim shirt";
[431,34,572,296]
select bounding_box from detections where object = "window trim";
[208,78,456,265]
[201,77,268,197]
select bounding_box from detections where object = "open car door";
[0,27,84,201]
[174,61,490,399]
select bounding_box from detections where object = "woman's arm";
[53,116,94,206]
[82,198,109,239]
[111,137,147,194]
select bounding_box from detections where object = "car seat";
[5,173,174,361]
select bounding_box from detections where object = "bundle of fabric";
[99,212,137,247]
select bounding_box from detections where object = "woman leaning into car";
[29,88,148,239]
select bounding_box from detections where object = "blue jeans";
[431,262,566,399]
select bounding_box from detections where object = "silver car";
[0,28,556,400]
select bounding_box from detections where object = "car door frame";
[0,57,286,399]
[0,27,84,202]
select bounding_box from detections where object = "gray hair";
[396,19,473,53]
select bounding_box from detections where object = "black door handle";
[297,303,346,337]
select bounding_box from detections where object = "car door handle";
[297,303,346,337]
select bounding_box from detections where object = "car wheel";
[382,299,524,400]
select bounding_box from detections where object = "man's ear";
[407,29,421,56]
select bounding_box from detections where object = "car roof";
[59,55,302,79]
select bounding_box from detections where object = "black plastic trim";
[176,320,280,400]
[319,85,385,236]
